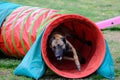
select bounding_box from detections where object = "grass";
[0,0,120,79]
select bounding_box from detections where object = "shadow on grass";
[102,26,120,31]
[0,50,21,69]
[115,69,120,77]
[0,50,22,59]
[0,50,9,59]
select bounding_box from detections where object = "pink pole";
[96,16,120,29]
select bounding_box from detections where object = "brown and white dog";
[49,25,86,71]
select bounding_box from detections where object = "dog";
[49,25,86,71]
[49,33,81,70]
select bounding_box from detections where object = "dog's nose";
[56,56,62,60]
[54,46,63,60]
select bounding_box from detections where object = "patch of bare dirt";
[0,70,10,75]
[103,31,120,42]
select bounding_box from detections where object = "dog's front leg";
[66,41,81,71]
[72,47,81,71]
[63,57,74,60]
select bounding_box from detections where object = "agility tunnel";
[0,2,114,79]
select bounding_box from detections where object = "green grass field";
[0,0,120,80]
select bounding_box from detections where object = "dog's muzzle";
[54,46,64,60]
[56,56,62,60]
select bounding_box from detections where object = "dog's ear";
[61,37,66,44]
[49,36,55,46]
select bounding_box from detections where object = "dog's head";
[49,34,67,60]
